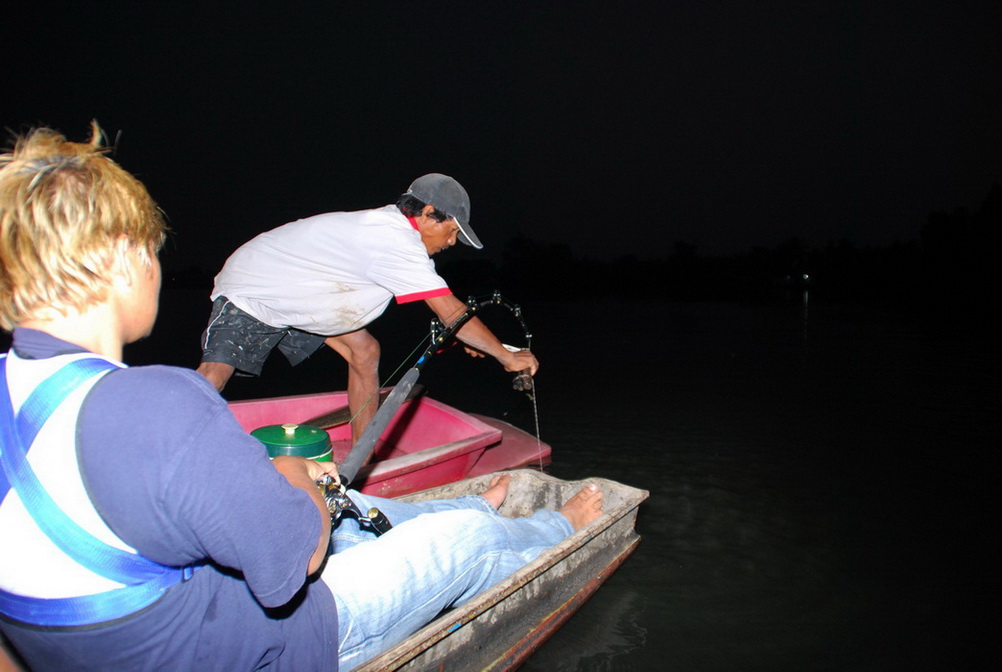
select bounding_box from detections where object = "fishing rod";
[316,292,533,535]
[339,290,531,486]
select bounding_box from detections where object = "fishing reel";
[315,474,392,536]
[502,344,535,396]
[425,292,536,398]
[511,369,533,393]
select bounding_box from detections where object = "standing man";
[197,174,539,444]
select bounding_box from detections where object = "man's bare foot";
[559,484,604,531]
[482,474,511,510]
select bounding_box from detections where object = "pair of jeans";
[320,490,572,671]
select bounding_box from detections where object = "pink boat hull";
[228,390,551,497]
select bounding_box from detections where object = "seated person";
[0,124,603,672]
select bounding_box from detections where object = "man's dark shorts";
[200,297,326,376]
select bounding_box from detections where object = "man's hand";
[501,345,539,376]
[271,456,337,574]
[304,458,341,486]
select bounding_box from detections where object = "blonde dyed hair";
[0,121,167,330]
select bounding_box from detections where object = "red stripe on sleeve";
[396,287,452,304]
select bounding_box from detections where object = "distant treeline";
[163,184,1001,318]
[448,183,1002,313]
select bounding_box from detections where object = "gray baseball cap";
[406,173,482,249]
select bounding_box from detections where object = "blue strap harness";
[0,355,197,627]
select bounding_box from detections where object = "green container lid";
[251,423,332,461]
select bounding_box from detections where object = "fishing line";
[531,395,543,470]
[522,373,544,471]
[344,330,434,428]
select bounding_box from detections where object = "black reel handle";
[316,475,392,536]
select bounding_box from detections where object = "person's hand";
[303,458,341,485]
[462,345,487,358]
[503,348,539,377]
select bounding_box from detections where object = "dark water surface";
[7,292,997,670]
[187,293,997,671]
[507,298,998,672]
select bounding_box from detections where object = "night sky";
[5,1,1001,271]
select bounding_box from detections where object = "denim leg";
[329,491,496,553]
[323,507,573,671]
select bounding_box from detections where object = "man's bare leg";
[196,361,236,392]
[325,330,380,447]
[559,484,604,531]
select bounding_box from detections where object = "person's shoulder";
[97,364,228,419]
[370,203,405,218]
[112,363,217,389]
[305,204,402,221]
[278,206,405,237]
[351,204,409,227]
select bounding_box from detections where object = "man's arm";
[270,456,338,575]
[424,293,539,375]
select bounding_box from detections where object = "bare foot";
[559,484,604,531]
[482,474,511,510]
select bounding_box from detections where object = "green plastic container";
[251,423,332,462]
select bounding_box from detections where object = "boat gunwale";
[228,391,509,494]
[229,391,501,442]
[356,470,649,671]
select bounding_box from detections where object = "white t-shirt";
[212,205,450,335]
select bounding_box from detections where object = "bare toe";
[559,483,604,531]
[482,474,511,510]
